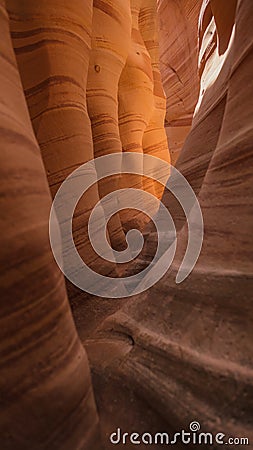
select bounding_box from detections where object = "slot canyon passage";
[0,0,253,448]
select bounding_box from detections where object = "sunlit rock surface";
[0,0,252,449]
[158,0,202,164]
[85,1,253,448]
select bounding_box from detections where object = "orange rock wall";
[158,0,202,164]
[1,1,171,446]
[87,0,132,248]
[0,1,100,448]
[6,0,106,279]
[86,1,253,448]
[1,0,253,449]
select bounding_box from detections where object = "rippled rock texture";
[0,0,252,449]
[85,0,253,448]
[0,1,100,448]
[158,0,202,164]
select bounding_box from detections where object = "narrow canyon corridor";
[0,0,252,449]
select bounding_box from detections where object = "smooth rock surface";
[1,1,252,449]
[0,1,101,448]
[86,1,253,448]
[7,0,110,280]
[158,0,202,164]
[87,0,132,250]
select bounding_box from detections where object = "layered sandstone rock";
[87,0,132,250]
[139,0,171,198]
[7,0,111,283]
[1,0,253,449]
[0,1,100,448]
[69,0,171,343]
[119,0,170,230]
[158,0,202,164]
[85,1,253,448]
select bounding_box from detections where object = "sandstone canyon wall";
[0,1,100,448]
[87,0,132,249]
[118,0,170,230]
[0,0,252,449]
[0,0,171,447]
[84,0,253,448]
[6,0,116,288]
[158,0,202,164]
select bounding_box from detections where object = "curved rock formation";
[1,0,253,448]
[158,0,202,164]
[85,0,253,448]
[87,0,132,250]
[119,0,170,230]
[0,1,100,448]
[7,0,107,280]
[118,0,154,230]
[139,0,171,198]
